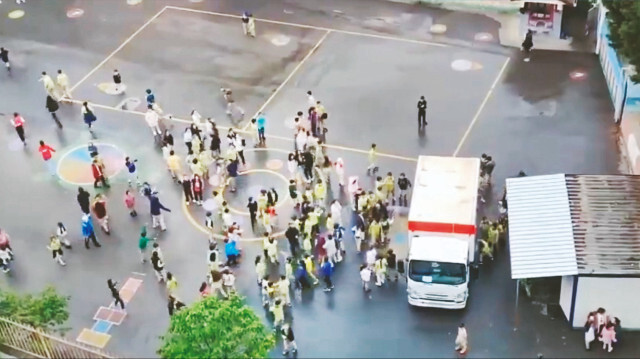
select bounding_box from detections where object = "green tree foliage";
[603,1,640,83]
[0,286,70,333]
[158,294,275,359]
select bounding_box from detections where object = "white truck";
[406,156,480,309]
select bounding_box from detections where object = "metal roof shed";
[507,174,640,329]
[506,174,578,280]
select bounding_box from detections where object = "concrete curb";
[385,0,521,14]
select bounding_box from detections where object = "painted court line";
[66,99,416,162]
[165,6,448,48]
[244,30,332,130]
[452,56,511,157]
[69,6,168,93]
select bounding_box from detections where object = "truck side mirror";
[471,264,479,279]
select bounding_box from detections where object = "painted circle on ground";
[7,138,23,152]
[98,83,127,95]
[66,8,84,18]
[183,147,293,241]
[8,10,25,19]
[126,0,142,5]
[266,159,283,170]
[270,34,291,47]
[430,24,447,34]
[474,32,493,42]
[57,143,126,185]
[223,169,289,216]
[570,70,587,80]
[451,59,473,71]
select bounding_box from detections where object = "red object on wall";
[408,221,476,235]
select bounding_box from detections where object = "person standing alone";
[522,29,534,62]
[417,96,427,128]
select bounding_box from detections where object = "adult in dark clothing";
[247,197,258,231]
[210,133,221,155]
[107,279,125,310]
[77,187,91,214]
[45,95,62,128]
[522,30,534,62]
[484,156,495,184]
[0,47,10,72]
[386,249,398,281]
[417,96,427,128]
[162,130,174,149]
[285,225,300,257]
[267,187,279,207]
[302,151,314,181]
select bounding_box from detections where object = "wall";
[596,2,640,174]
[571,276,640,329]
[559,275,574,322]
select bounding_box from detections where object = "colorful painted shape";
[119,289,135,303]
[91,320,112,334]
[76,328,111,349]
[57,143,125,185]
[93,307,114,321]
[107,310,127,325]
[122,278,143,291]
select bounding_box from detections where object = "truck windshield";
[409,260,466,285]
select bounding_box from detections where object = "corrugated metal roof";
[566,175,640,275]
[506,174,578,279]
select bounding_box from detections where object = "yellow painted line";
[182,189,285,243]
[323,143,417,162]
[69,6,169,93]
[165,5,448,48]
[452,56,510,157]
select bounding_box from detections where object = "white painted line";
[246,30,332,130]
[165,6,448,48]
[69,6,169,93]
[452,57,511,157]
[66,99,416,162]
[131,272,147,276]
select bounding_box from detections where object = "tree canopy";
[158,294,275,359]
[0,286,70,333]
[603,1,640,83]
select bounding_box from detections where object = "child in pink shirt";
[600,323,617,352]
[124,190,137,217]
